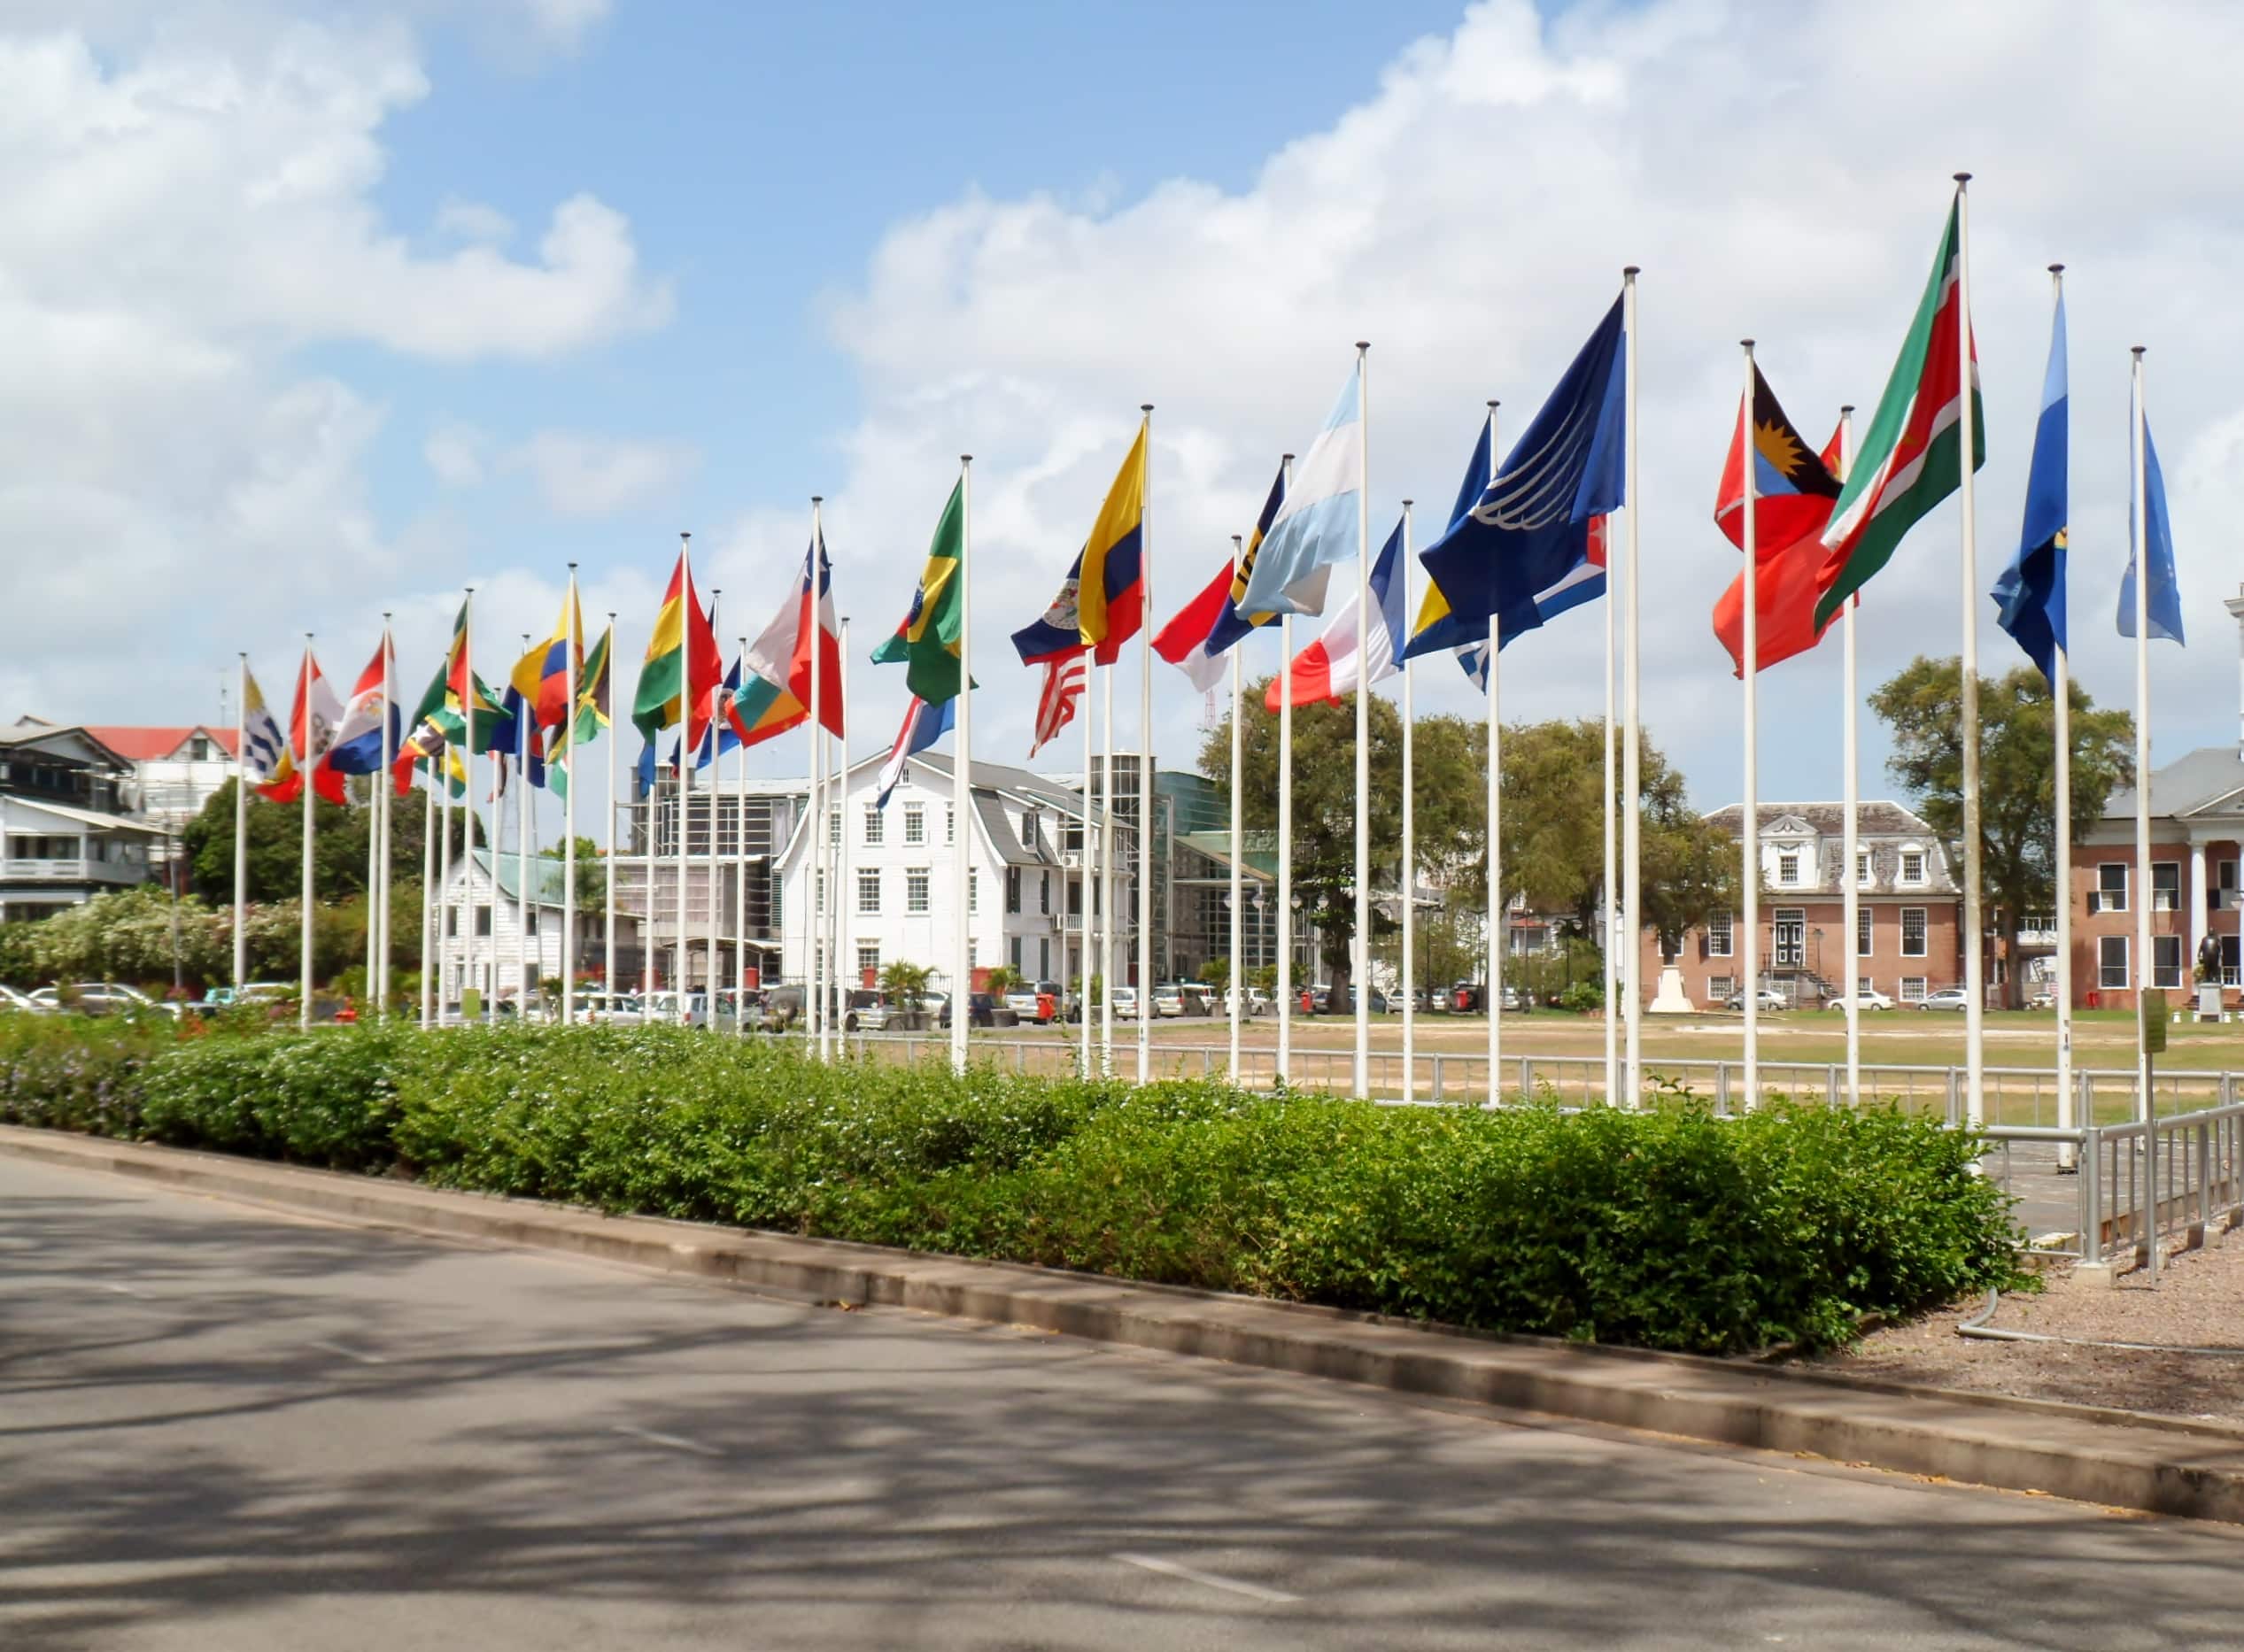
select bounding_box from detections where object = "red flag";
[1151,556,1233,695]
[1028,653,1087,758]
[1711,418,1849,677]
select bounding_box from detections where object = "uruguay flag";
[314,636,399,805]
[1267,513,1407,710]
[1234,366,1362,618]
[1992,292,2069,686]
[877,696,954,808]
[1410,296,1626,656]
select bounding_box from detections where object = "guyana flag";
[871,479,969,704]
[1813,192,1985,628]
[632,550,724,745]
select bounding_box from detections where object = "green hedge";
[0,1018,2025,1355]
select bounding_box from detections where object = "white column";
[2191,838,2209,984]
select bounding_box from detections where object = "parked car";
[1823,988,1895,1012]
[1724,986,1790,1012]
[2027,984,2057,1010]
[639,991,710,1028]
[0,984,50,1015]
[34,982,166,1017]
[1917,986,1971,1012]
[1224,985,1273,1018]
[1110,986,1141,1022]
[1002,980,1063,1023]
[937,992,997,1029]
[572,992,645,1026]
[1149,983,1187,1018]
[1451,982,1482,1012]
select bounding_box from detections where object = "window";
[863,806,883,846]
[2153,861,2179,912]
[1900,849,1925,884]
[1021,809,1038,846]
[1900,977,1928,1002]
[1010,936,1023,971]
[969,868,979,913]
[1856,905,1873,959]
[770,872,783,925]
[946,805,956,844]
[1039,938,1051,977]
[2220,859,2240,893]
[524,908,539,937]
[1857,975,1874,996]
[857,869,880,915]
[827,807,840,846]
[445,907,459,938]
[1041,870,1051,915]
[475,905,492,938]
[815,869,826,914]
[2222,935,2241,989]
[1777,852,1799,885]
[2094,863,2127,913]
[857,943,880,977]
[1006,867,1022,914]
[1708,976,1735,1001]
[1706,913,1733,957]
[967,938,979,968]
[904,804,925,845]
[2154,935,2185,989]
[907,868,930,912]
[1900,907,1927,958]
[2099,935,2129,991]
[1856,852,1872,886]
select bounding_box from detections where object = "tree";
[540,835,607,907]
[880,959,933,1009]
[182,777,442,904]
[1871,656,2134,1006]
[982,964,1019,998]
[1198,954,1230,993]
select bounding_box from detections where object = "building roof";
[1173,830,1278,883]
[453,849,576,907]
[1700,800,1938,838]
[80,725,241,761]
[2107,745,2244,822]
[0,796,167,834]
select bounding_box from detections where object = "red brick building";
[1637,801,1965,1008]
[2070,745,2244,1011]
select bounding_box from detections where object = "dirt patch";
[1815,1226,2244,1422]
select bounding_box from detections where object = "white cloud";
[809,0,2244,802]
[501,432,700,518]
[433,197,515,245]
[424,420,490,486]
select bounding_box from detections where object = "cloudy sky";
[4,0,2240,825]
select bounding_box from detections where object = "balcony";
[3,856,141,885]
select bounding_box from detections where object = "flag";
[499,684,548,788]
[747,531,844,737]
[1028,652,1088,758]
[1010,555,1087,668]
[510,591,582,734]
[871,480,969,704]
[1412,296,1626,656]
[1234,367,1363,618]
[876,696,954,808]
[1992,294,2069,686]
[391,657,452,797]
[632,551,724,745]
[1203,461,1288,656]
[1152,556,1234,695]
[1076,420,1148,656]
[1710,384,1847,678]
[547,622,612,803]
[314,636,400,805]
[1814,193,1985,627]
[239,668,288,786]
[1406,413,1498,663]
[1267,513,1406,710]
[257,651,342,803]
[2118,408,2185,645]
[1458,515,1613,689]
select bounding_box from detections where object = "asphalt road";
[4,1155,2239,1651]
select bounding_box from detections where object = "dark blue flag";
[1992,291,2068,685]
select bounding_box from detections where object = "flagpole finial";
[1355,340,1369,352]
[2048,262,2064,274]
[1141,403,1152,414]
[2132,345,2147,359]
[1487,399,1498,411]
[1840,403,1855,415]
[1282,452,1295,462]
[1622,265,1640,278]
[812,495,822,505]
[1953,171,1971,185]
[961,453,971,464]
[1402,498,1412,508]
[1740,337,1754,352]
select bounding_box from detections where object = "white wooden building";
[430,848,623,1005]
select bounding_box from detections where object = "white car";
[1724,986,1790,1013]
[1824,989,1895,1012]
[1224,986,1272,1018]
[1916,986,1972,1012]
[1110,987,1141,1022]
[0,984,50,1015]
[1149,984,1187,1018]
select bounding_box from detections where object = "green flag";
[871,480,969,704]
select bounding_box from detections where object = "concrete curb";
[12,1123,2244,1524]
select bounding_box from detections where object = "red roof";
[81,725,241,761]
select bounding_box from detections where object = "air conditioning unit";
[1063,852,1084,869]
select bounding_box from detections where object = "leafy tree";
[182,777,446,904]
[880,959,933,1009]
[1198,955,1230,992]
[539,835,607,907]
[1871,656,2133,1006]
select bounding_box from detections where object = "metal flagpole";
[1079,651,1095,1075]
[1621,266,1643,1105]
[643,749,657,1000]
[377,621,394,1016]
[1485,401,1502,1105]
[518,632,533,1015]
[420,782,435,1027]
[1603,475,1618,1104]
[1399,502,1415,1100]
[954,455,974,1076]
[2132,346,2153,1128]
[1101,652,1116,1075]
[439,716,453,1017]
[1138,405,1155,1086]
[233,653,248,994]
[675,534,693,1028]
[1954,174,1986,1131]
[1228,534,1244,1084]
[465,588,483,1024]
[2047,268,2076,1166]
[1741,344,1760,1108]
[809,498,826,1059]
[1352,347,1371,1100]
[704,594,721,1031]
[834,616,851,1041]
[367,706,380,1000]
[563,569,579,1026]
[298,638,314,1031]
[736,631,749,1033]
[1839,409,1861,1105]
[605,613,618,1006]
[1277,451,1296,1085]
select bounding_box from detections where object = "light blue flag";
[1234,366,1362,618]
[2117,405,2184,645]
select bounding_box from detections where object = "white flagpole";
[1351,346,1371,1100]
[563,568,579,1026]
[439,722,453,1018]
[1277,452,1296,1085]
[518,631,533,1015]
[604,613,618,1006]
[1741,343,1761,1108]
[1603,477,1618,1104]
[675,535,693,1028]
[736,631,749,1031]
[2132,345,2153,1128]
[1138,405,1155,1086]
[366,714,380,1000]
[1399,500,1415,1100]
[954,455,974,1076]
[1485,401,1503,1105]
[809,498,826,1059]
[1228,534,1245,1082]
[833,616,850,1036]
[465,588,482,1024]
[1839,410,1861,1105]
[298,637,314,1031]
[420,780,435,1027]
[1621,266,1643,1106]
[233,652,248,994]
[1079,652,1095,1075]
[703,594,722,1031]
[377,620,394,1017]
[1101,653,1116,1075]
[1954,174,1985,1131]
[642,750,657,1000]
[2047,268,2076,1166]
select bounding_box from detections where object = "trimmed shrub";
[1,1022,2026,1355]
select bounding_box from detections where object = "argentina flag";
[1234,363,1363,619]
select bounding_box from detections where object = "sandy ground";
[1817,1224,2244,1421]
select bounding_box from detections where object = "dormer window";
[1900,849,1925,884]
[1777,852,1800,885]
[1856,852,1871,886]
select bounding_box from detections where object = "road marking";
[1111,1553,1300,1605]
[610,1424,723,1459]
[306,1339,387,1366]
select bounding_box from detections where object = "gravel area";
[1815,1224,2244,1422]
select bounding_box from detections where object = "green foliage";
[1197,955,1230,992]
[0,1021,2027,1355]
[539,835,607,906]
[1558,979,1605,1014]
[879,960,934,1007]
[982,965,1019,998]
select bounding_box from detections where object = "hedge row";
[0,1018,2026,1355]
